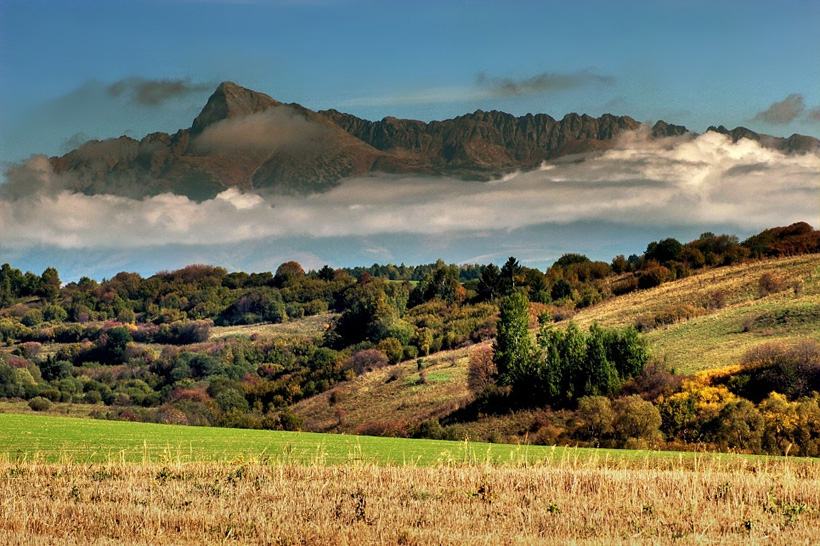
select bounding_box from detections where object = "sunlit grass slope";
[573,254,820,373]
[294,255,820,432]
[0,412,791,466]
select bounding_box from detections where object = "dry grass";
[294,345,477,434]
[1,457,818,545]
[574,254,820,373]
[209,313,337,341]
[575,255,819,330]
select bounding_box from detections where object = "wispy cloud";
[106,77,212,106]
[753,93,805,124]
[476,70,614,98]
[341,69,615,107]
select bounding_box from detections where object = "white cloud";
[0,130,818,249]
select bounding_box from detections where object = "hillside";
[573,253,820,373]
[295,346,477,434]
[293,254,820,434]
[46,81,820,199]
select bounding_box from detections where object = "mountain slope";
[49,81,820,200]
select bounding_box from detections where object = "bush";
[42,304,68,322]
[402,345,419,361]
[733,340,820,401]
[758,273,785,297]
[376,337,404,365]
[84,390,102,404]
[412,418,449,440]
[17,342,42,359]
[161,320,211,344]
[217,289,286,325]
[155,404,189,425]
[659,382,737,443]
[39,359,73,381]
[467,345,496,395]
[611,275,638,296]
[21,309,43,327]
[28,396,52,412]
[713,399,764,451]
[574,396,614,443]
[613,395,662,445]
[347,349,389,375]
[285,302,304,320]
[302,299,329,316]
[215,388,249,413]
[637,264,670,289]
[621,361,682,400]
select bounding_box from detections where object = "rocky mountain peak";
[190,81,280,133]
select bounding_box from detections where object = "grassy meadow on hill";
[208,312,336,341]
[574,254,820,373]
[295,254,820,437]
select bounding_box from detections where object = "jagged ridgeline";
[50,82,820,201]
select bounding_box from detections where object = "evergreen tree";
[535,326,564,403]
[560,323,587,401]
[604,326,648,379]
[499,257,521,295]
[477,264,501,301]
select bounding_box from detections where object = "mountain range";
[49,81,820,200]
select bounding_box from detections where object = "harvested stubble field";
[1,413,819,544]
[1,457,819,545]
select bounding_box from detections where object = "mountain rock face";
[191,81,280,134]
[48,82,820,200]
[705,125,820,154]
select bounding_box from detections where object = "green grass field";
[0,412,801,467]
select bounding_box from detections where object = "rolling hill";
[293,254,820,434]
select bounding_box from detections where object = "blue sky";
[0,0,819,279]
[1,0,819,164]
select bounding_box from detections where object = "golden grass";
[1,456,818,545]
[294,345,478,434]
[209,312,337,341]
[574,254,820,373]
[574,255,819,329]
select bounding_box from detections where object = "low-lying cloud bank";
[1,131,818,250]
